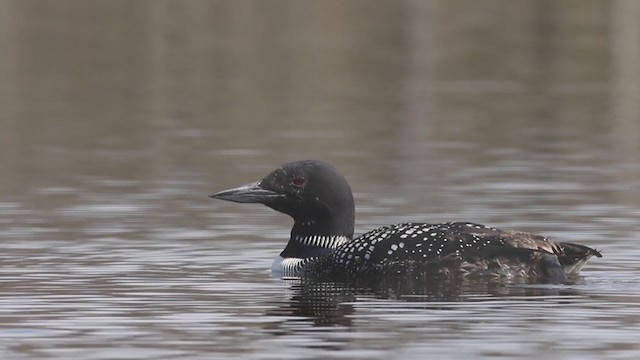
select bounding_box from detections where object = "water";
[1,1,640,359]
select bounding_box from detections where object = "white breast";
[271,256,316,278]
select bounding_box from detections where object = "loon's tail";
[557,242,602,275]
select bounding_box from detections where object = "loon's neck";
[279,219,352,259]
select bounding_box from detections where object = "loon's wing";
[448,222,563,257]
[451,223,602,273]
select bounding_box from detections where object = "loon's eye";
[292,178,306,187]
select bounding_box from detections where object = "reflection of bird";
[212,160,601,283]
[268,280,357,327]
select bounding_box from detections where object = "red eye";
[292,178,306,187]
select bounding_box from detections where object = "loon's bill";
[210,181,284,203]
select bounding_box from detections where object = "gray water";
[1,1,640,359]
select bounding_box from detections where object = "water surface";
[1,1,640,359]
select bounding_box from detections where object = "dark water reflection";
[1,1,640,359]
[271,279,595,328]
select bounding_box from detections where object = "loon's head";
[211,160,355,238]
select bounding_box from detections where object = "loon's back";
[307,222,601,282]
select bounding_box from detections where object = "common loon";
[211,160,601,282]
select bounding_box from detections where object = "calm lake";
[1,1,639,359]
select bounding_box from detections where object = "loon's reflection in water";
[266,276,588,326]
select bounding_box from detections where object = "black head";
[211,160,355,238]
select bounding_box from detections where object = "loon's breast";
[271,256,317,278]
[272,235,350,278]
